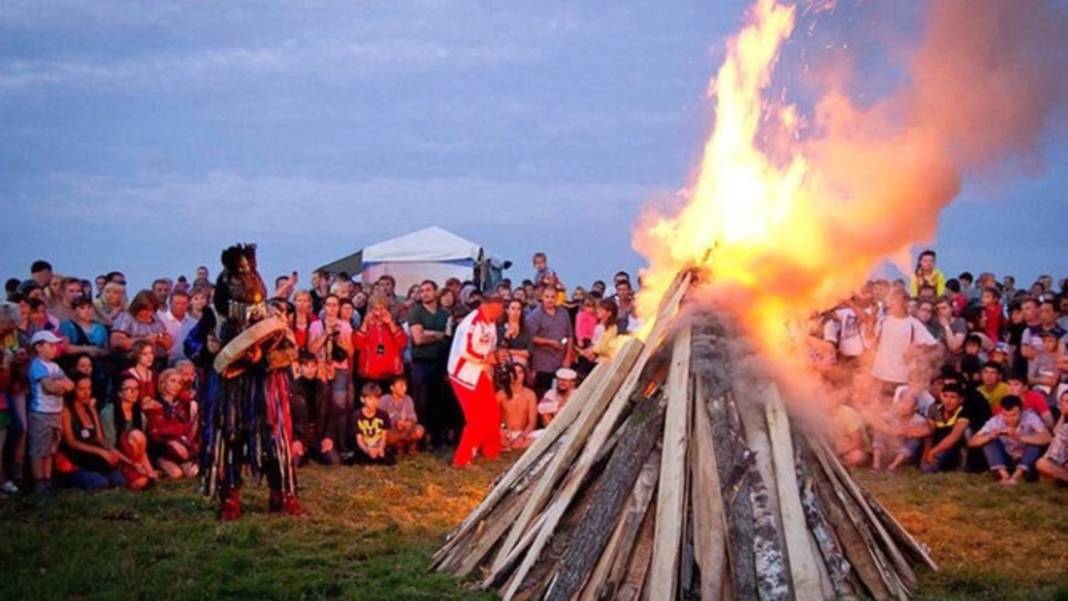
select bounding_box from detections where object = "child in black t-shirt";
[351,382,395,465]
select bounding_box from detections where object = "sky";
[1,0,1066,293]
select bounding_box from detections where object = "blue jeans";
[61,468,126,490]
[982,439,1044,478]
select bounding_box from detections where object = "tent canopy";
[318,226,504,292]
[362,226,482,264]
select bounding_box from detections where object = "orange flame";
[634,0,1067,367]
[636,0,819,354]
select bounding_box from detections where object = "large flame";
[635,0,1066,367]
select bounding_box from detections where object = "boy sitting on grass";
[351,382,395,466]
[869,395,930,473]
[968,395,1052,485]
[1036,390,1068,486]
[380,376,424,455]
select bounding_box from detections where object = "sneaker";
[1,481,18,495]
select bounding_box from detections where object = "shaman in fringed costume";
[186,244,303,521]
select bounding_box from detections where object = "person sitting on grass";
[143,368,198,480]
[380,376,424,455]
[830,389,868,468]
[870,395,930,473]
[536,368,577,427]
[498,362,539,451]
[58,375,127,490]
[1004,371,1054,428]
[922,383,970,473]
[892,370,936,416]
[968,395,1052,485]
[28,330,75,494]
[1036,390,1068,485]
[352,382,394,465]
[977,362,1011,413]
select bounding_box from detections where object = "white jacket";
[448,309,497,390]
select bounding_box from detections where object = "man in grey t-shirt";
[527,288,573,400]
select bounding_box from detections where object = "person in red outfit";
[447,293,504,468]
[143,368,198,480]
[980,286,1004,343]
[352,295,409,389]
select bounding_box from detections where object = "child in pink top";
[574,297,598,348]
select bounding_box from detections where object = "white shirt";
[159,310,197,363]
[823,307,865,357]
[871,314,937,384]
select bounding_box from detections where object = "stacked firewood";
[432,271,937,600]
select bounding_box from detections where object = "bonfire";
[434,0,1067,595]
[432,270,936,600]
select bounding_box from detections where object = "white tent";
[320,226,506,293]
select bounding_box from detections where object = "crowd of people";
[0,248,1065,509]
[0,251,636,499]
[817,251,1068,487]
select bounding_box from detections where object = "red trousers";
[451,375,501,467]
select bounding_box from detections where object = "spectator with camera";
[309,294,355,451]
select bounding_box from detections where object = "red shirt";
[352,322,408,380]
[143,397,196,447]
[293,315,317,350]
[995,390,1050,417]
[983,303,1003,342]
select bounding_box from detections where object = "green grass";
[0,451,501,601]
[1,456,1065,600]
[858,470,1068,601]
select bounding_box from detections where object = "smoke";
[803,0,1068,264]
[633,0,1068,424]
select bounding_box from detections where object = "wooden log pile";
[432,271,937,600]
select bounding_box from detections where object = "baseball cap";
[993,342,1012,354]
[31,330,62,345]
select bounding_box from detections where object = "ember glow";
[634,0,1067,364]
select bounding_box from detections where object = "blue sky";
[1,1,1065,292]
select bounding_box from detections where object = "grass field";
[1,452,1066,600]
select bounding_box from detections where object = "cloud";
[16,170,653,232]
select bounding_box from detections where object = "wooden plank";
[703,391,758,598]
[543,390,667,601]
[617,500,657,601]
[437,356,616,564]
[764,388,826,600]
[817,440,918,593]
[690,379,729,601]
[491,338,643,570]
[692,318,753,601]
[499,274,692,600]
[451,492,527,576]
[646,326,693,601]
[482,509,550,589]
[794,439,857,600]
[810,443,900,601]
[577,448,660,601]
[434,437,561,571]
[735,383,790,601]
[859,486,939,572]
